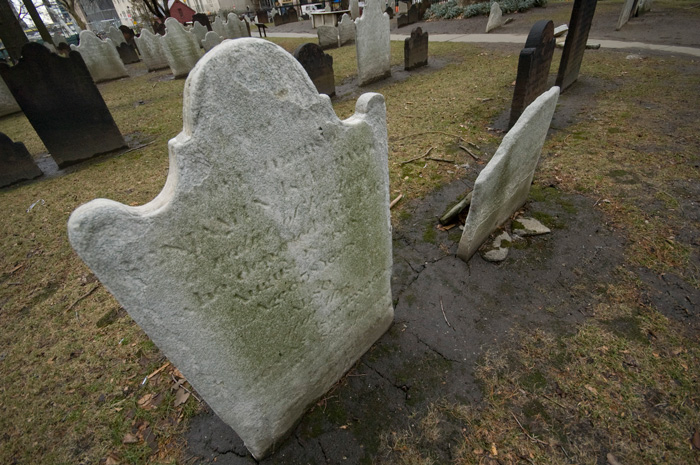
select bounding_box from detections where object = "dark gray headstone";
[256,10,269,23]
[0,132,42,187]
[509,20,555,128]
[293,43,335,97]
[193,13,212,31]
[404,27,428,71]
[116,42,140,64]
[0,43,126,168]
[385,6,394,18]
[556,0,598,92]
[397,13,408,27]
[407,3,420,24]
[288,8,298,22]
[273,12,284,26]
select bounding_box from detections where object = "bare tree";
[55,0,85,29]
[140,0,169,20]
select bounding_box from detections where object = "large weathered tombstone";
[457,87,560,262]
[404,27,428,71]
[616,0,638,30]
[225,13,243,39]
[556,0,598,92]
[191,21,208,43]
[508,20,555,128]
[107,26,126,45]
[294,42,335,97]
[201,31,222,52]
[116,42,140,64]
[212,16,227,37]
[317,25,339,49]
[134,29,169,71]
[350,0,359,18]
[71,30,128,83]
[355,0,391,86]
[0,43,126,168]
[193,13,212,31]
[0,132,42,187]
[338,13,356,46]
[68,38,393,460]
[486,1,504,32]
[0,80,21,117]
[162,17,202,78]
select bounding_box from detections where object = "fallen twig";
[467,141,481,150]
[172,373,202,403]
[393,131,465,142]
[67,283,100,311]
[459,145,480,160]
[440,296,454,330]
[390,194,403,209]
[426,157,455,164]
[541,393,567,410]
[512,413,548,445]
[400,147,434,165]
[121,140,156,155]
[147,362,171,379]
[439,191,472,225]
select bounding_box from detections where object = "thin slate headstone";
[0,79,21,117]
[256,9,269,23]
[191,21,208,43]
[397,13,408,27]
[107,26,126,45]
[355,0,391,86]
[212,16,226,38]
[226,13,243,39]
[407,3,420,24]
[116,42,140,64]
[294,42,335,97]
[486,2,504,32]
[0,43,126,168]
[0,132,42,187]
[193,13,212,31]
[134,29,169,71]
[508,20,555,128]
[556,0,598,92]
[616,0,637,30]
[71,30,128,83]
[317,25,339,49]
[457,87,560,262]
[68,38,393,460]
[162,17,202,78]
[201,31,222,52]
[338,13,356,46]
[404,27,428,71]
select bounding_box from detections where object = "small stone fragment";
[512,217,551,236]
[554,25,568,37]
[481,231,511,262]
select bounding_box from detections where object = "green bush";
[425,0,547,20]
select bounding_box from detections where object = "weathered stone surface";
[226,13,247,39]
[338,13,356,46]
[457,86,559,262]
[616,0,637,30]
[134,29,169,71]
[557,0,598,91]
[162,17,202,78]
[68,38,392,460]
[317,25,339,50]
[202,31,222,52]
[355,0,391,86]
[191,21,208,43]
[512,217,550,236]
[0,132,42,187]
[554,24,568,37]
[294,42,335,96]
[193,13,212,31]
[0,79,21,117]
[509,20,555,128]
[116,42,140,64]
[398,0,408,14]
[350,0,359,18]
[71,30,128,83]
[486,2,504,33]
[404,26,428,71]
[397,13,409,28]
[481,231,511,262]
[407,3,419,24]
[107,26,126,45]
[0,43,126,168]
[212,16,226,38]
[637,0,652,15]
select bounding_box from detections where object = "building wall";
[78,0,121,32]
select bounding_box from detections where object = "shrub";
[425,0,547,20]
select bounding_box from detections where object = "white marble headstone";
[212,16,226,37]
[71,31,128,83]
[350,0,359,18]
[202,31,223,52]
[225,13,244,39]
[134,29,170,71]
[457,87,560,262]
[0,79,21,117]
[68,38,393,459]
[485,2,504,33]
[355,0,391,85]
[162,17,203,78]
[339,13,356,46]
[191,21,208,44]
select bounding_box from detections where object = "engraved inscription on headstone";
[71,30,128,83]
[0,43,126,168]
[355,0,391,86]
[557,0,598,92]
[68,38,393,460]
[0,132,42,187]
[404,27,428,71]
[509,20,555,128]
[162,17,202,78]
[294,42,335,97]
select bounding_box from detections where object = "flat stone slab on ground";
[512,216,551,236]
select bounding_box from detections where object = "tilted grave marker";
[457,87,559,262]
[116,42,140,64]
[0,43,126,168]
[486,1,504,32]
[355,0,391,85]
[404,27,428,71]
[0,132,42,187]
[162,17,203,78]
[557,0,598,92]
[134,29,169,71]
[317,25,339,49]
[0,79,21,117]
[68,38,393,459]
[508,20,555,128]
[338,13,356,46]
[71,30,128,83]
[294,42,335,96]
[616,0,637,30]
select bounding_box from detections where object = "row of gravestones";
[397,0,431,28]
[272,8,299,26]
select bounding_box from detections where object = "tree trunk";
[22,0,52,43]
[0,0,28,62]
[57,0,86,30]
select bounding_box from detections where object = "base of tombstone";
[358,70,391,87]
[51,140,128,169]
[405,59,427,71]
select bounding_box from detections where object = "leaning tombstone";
[67,38,393,460]
[486,1,504,32]
[404,27,428,71]
[616,0,637,30]
[71,30,128,83]
[294,42,335,97]
[191,21,208,43]
[193,12,212,31]
[0,132,42,187]
[162,17,203,78]
[407,3,419,24]
[350,0,359,18]
[508,20,555,128]
[0,80,21,117]
[107,26,126,45]
[457,87,560,262]
[557,0,598,91]
[201,31,222,52]
[355,0,391,85]
[636,0,652,15]
[338,13,356,46]
[317,25,339,49]
[0,43,126,168]
[134,29,169,71]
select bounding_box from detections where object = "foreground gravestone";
[508,20,555,128]
[71,30,128,83]
[338,13,356,46]
[134,29,169,71]
[557,0,598,91]
[457,86,559,262]
[294,42,335,96]
[404,27,428,70]
[616,0,637,30]
[0,43,126,168]
[317,25,339,49]
[0,80,21,117]
[486,2,504,32]
[355,0,391,85]
[67,38,393,460]
[201,31,222,52]
[0,132,42,187]
[162,17,202,78]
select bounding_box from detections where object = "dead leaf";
[105,453,120,465]
[174,387,190,407]
[606,452,622,465]
[137,393,155,410]
[172,368,185,379]
[692,429,700,450]
[585,385,598,395]
[339,425,348,429]
[490,443,498,456]
[122,433,139,444]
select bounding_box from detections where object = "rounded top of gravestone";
[293,42,329,61]
[524,19,554,49]
[410,27,423,38]
[20,41,54,61]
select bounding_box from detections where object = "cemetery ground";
[1,10,700,465]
